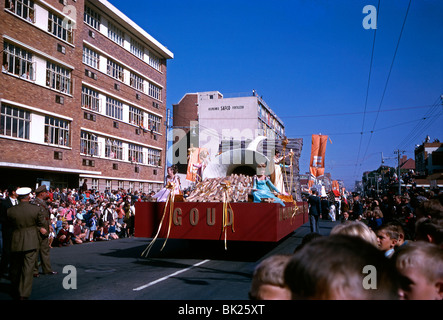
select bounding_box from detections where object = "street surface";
[0,220,337,301]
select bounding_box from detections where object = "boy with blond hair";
[393,241,443,300]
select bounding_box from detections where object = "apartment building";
[0,0,173,193]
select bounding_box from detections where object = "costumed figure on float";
[153,165,182,202]
[252,163,285,207]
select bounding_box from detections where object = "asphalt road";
[0,220,338,301]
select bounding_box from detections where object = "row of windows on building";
[2,41,162,131]
[83,4,162,71]
[0,103,162,167]
[81,86,162,131]
[83,46,162,100]
[257,103,284,138]
[2,41,163,103]
[5,0,162,72]
[80,178,162,194]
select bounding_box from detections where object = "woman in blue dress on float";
[252,163,285,206]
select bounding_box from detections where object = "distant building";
[414,139,443,189]
[415,141,443,177]
[173,90,286,170]
[1,0,173,192]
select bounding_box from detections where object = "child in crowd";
[330,220,378,247]
[393,241,443,300]
[376,224,399,258]
[284,235,400,300]
[108,221,119,240]
[48,225,55,248]
[249,255,292,300]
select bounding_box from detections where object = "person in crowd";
[55,221,72,247]
[72,219,87,244]
[393,241,443,300]
[7,187,47,300]
[94,226,108,241]
[48,225,55,248]
[293,232,323,253]
[349,192,363,220]
[32,185,57,277]
[0,185,19,279]
[330,220,378,247]
[307,189,322,233]
[249,255,292,300]
[284,234,400,300]
[376,224,400,258]
[414,217,443,247]
[108,220,119,240]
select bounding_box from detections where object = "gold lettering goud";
[190,208,199,226]
[171,207,236,227]
[173,208,182,226]
[207,208,216,226]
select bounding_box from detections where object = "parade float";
[134,136,308,255]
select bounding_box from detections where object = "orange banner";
[310,134,328,178]
[332,180,340,197]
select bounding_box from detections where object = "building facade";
[1,0,173,193]
[173,90,286,159]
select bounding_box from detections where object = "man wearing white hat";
[7,187,47,300]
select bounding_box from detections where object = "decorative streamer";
[221,180,235,250]
[141,182,176,257]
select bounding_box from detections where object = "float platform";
[134,201,309,242]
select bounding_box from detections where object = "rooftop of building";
[92,0,174,59]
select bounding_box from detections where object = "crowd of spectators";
[251,186,443,300]
[0,184,158,248]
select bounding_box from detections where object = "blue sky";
[110,0,443,189]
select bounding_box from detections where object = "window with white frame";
[130,72,144,92]
[107,59,124,82]
[2,42,35,81]
[6,0,35,23]
[129,182,134,192]
[147,50,161,71]
[81,86,101,112]
[46,62,71,94]
[84,5,100,30]
[128,144,143,164]
[108,22,124,46]
[148,82,161,100]
[148,113,161,133]
[48,11,73,44]
[83,46,100,69]
[106,179,112,191]
[105,97,123,120]
[0,103,30,140]
[130,38,144,59]
[146,148,161,166]
[129,106,143,126]
[91,178,98,191]
[105,138,123,160]
[80,131,99,156]
[139,182,144,192]
[118,180,124,190]
[44,116,70,147]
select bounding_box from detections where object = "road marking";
[133,259,211,291]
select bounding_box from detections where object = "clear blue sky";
[110,0,442,190]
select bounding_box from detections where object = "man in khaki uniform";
[32,185,57,277]
[7,187,47,300]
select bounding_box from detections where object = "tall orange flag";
[310,134,328,178]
